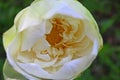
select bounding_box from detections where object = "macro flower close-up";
[2,0,103,80]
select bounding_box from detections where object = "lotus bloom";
[3,0,103,80]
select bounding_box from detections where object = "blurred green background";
[0,0,120,80]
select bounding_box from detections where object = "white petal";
[31,0,83,20]
[21,22,46,51]
[36,53,51,61]
[84,20,103,50]
[32,37,50,53]
[70,36,93,58]
[16,62,51,79]
[17,7,41,32]
[17,51,35,63]
[14,7,29,28]
[45,20,53,34]
[43,2,83,19]
[34,58,57,68]
[54,54,73,67]
[6,35,39,80]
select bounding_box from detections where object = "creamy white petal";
[32,37,50,53]
[45,21,53,34]
[21,22,46,51]
[16,7,41,32]
[17,51,35,63]
[16,62,51,79]
[43,3,83,20]
[14,7,29,29]
[31,0,83,20]
[6,35,39,80]
[54,54,73,67]
[84,20,103,50]
[34,58,57,68]
[36,53,51,61]
[30,0,65,16]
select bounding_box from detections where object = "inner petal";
[17,51,36,63]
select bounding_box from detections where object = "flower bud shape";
[3,0,103,80]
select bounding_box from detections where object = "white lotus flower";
[3,0,103,80]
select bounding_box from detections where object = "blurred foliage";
[0,0,120,80]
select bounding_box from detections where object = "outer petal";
[5,35,40,80]
[31,0,83,20]
[14,7,41,32]
[63,0,103,50]
[3,25,16,50]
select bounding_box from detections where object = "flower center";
[46,18,64,46]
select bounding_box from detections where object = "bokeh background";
[0,0,120,80]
